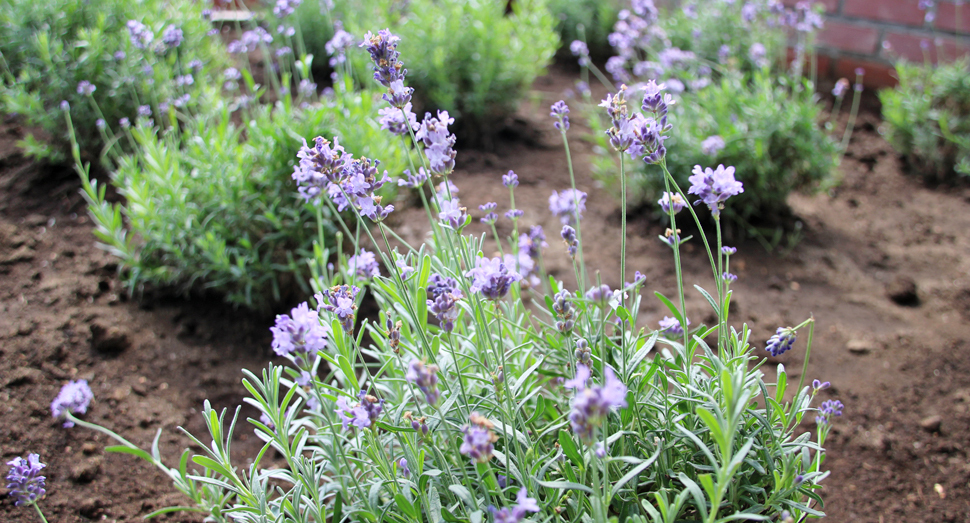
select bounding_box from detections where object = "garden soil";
[2,67,969,522]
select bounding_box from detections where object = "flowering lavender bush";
[60,28,841,523]
[286,0,558,142]
[880,57,970,182]
[580,0,840,234]
[547,0,620,61]
[0,0,224,162]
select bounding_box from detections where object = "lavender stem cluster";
[565,365,628,441]
[406,359,440,405]
[427,274,463,332]
[5,454,46,507]
[465,257,522,300]
[335,389,385,430]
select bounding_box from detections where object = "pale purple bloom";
[5,454,46,506]
[95,119,105,129]
[585,284,612,305]
[416,111,456,175]
[347,248,380,279]
[138,105,151,117]
[570,40,589,59]
[502,170,519,187]
[594,442,607,458]
[398,458,410,478]
[561,225,578,258]
[465,256,522,300]
[460,413,498,463]
[718,44,731,63]
[567,365,627,441]
[299,79,317,98]
[480,202,498,224]
[657,192,685,214]
[550,100,570,131]
[832,78,849,97]
[765,327,797,357]
[316,284,360,333]
[51,380,94,427]
[361,29,406,87]
[658,316,688,337]
[292,136,350,202]
[336,389,384,430]
[701,135,725,156]
[505,209,524,220]
[188,59,203,71]
[687,164,744,216]
[812,379,830,391]
[378,103,417,136]
[224,68,242,81]
[119,117,130,128]
[549,189,587,225]
[427,273,462,332]
[489,488,541,523]
[722,246,737,255]
[175,74,193,87]
[161,25,183,49]
[271,302,329,357]
[76,81,96,96]
[438,199,466,229]
[276,46,293,57]
[816,399,844,424]
[397,167,428,188]
[722,272,738,282]
[519,226,547,259]
[326,22,356,66]
[273,0,302,18]
[406,359,440,405]
[384,79,413,109]
[127,20,154,49]
[114,51,126,61]
[749,42,768,68]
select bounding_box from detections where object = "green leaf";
[104,445,153,463]
[558,430,584,469]
[535,479,593,494]
[394,493,419,519]
[654,292,684,326]
[448,484,477,509]
[612,446,661,493]
[428,485,443,523]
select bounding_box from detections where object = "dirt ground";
[2,67,969,522]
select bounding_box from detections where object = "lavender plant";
[284,0,558,142]
[0,0,224,162]
[577,0,840,237]
[880,57,970,182]
[61,28,841,523]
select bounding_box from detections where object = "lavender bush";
[49,28,844,523]
[284,0,558,142]
[578,0,842,238]
[0,0,225,163]
[880,57,970,182]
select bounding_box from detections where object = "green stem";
[795,317,816,394]
[31,502,49,523]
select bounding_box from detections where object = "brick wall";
[790,0,970,87]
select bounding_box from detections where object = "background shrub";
[0,0,225,163]
[283,0,559,143]
[547,0,620,61]
[879,58,970,182]
[585,0,839,234]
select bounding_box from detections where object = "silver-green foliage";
[879,58,970,182]
[0,0,224,162]
[286,0,559,140]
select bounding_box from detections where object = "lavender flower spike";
[550,100,570,131]
[765,327,797,357]
[426,273,463,332]
[687,164,744,216]
[488,487,541,523]
[502,170,519,188]
[567,365,628,441]
[549,189,587,225]
[701,135,725,156]
[5,454,46,506]
[292,136,351,202]
[561,225,578,258]
[271,302,330,358]
[51,380,94,427]
[316,284,361,333]
[460,412,498,463]
[816,399,844,424]
[360,29,406,87]
[465,256,522,300]
[347,248,380,279]
[658,192,685,214]
[406,359,440,405]
[658,316,688,337]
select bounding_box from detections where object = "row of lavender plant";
[13,26,843,523]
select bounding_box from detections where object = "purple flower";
[175,74,193,87]
[718,44,731,63]
[765,327,797,357]
[722,272,738,282]
[658,192,685,214]
[292,136,351,202]
[378,103,417,136]
[438,199,466,230]
[505,209,524,220]
[488,488,541,523]
[816,399,844,424]
[550,100,570,131]
[585,284,612,305]
[687,164,744,216]
[480,202,498,224]
[561,225,578,258]
[722,246,737,255]
[347,248,380,279]
[114,50,127,61]
[51,380,94,427]
[137,104,151,117]
[566,365,627,441]
[416,111,456,175]
[812,379,831,391]
[326,22,356,66]
[161,25,183,49]
[832,78,849,97]
[594,442,607,458]
[574,338,591,366]
[554,290,575,332]
[549,189,587,225]
[427,273,463,332]
[701,135,725,156]
[360,29,403,85]
[95,119,105,130]
[398,457,410,478]
[332,156,394,221]
[658,316,688,337]
[397,167,428,188]
[119,117,130,128]
[570,39,589,59]
[502,170,519,188]
[126,20,154,49]
[465,256,522,300]
[76,81,96,96]
[406,359,440,405]
[273,0,302,18]
[336,389,384,430]
[5,454,46,506]
[299,79,317,98]
[749,43,768,68]
[460,413,498,463]
[520,226,547,259]
[316,284,360,333]
[271,302,330,357]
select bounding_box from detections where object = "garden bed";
[1,67,969,522]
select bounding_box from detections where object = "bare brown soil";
[2,68,969,522]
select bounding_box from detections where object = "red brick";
[780,0,840,12]
[843,0,928,27]
[834,57,898,88]
[883,31,970,62]
[935,1,970,34]
[817,20,880,54]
